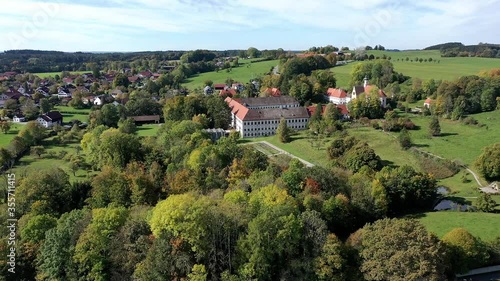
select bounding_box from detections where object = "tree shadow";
[438,132,459,137]
[381,159,396,168]
[412,143,429,148]
[405,213,427,219]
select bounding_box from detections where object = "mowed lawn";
[0,123,26,148]
[183,59,279,90]
[331,50,500,88]
[136,124,162,137]
[417,212,500,241]
[54,106,91,123]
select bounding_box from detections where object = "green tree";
[442,228,489,273]
[20,215,57,244]
[39,98,52,114]
[360,218,447,281]
[314,233,348,281]
[475,143,500,180]
[118,117,137,134]
[37,209,91,281]
[343,142,381,172]
[474,192,497,212]
[277,118,291,143]
[0,120,12,134]
[398,128,412,149]
[30,145,45,158]
[74,207,129,281]
[429,116,441,136]
[113,73,130,88]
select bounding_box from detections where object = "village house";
[225,96,309,138]
[262,88,282,97]
[424,98,434,108]
[13,114,26,122]
[37,111,63,128]
[326,88,349,104]
[351,77,387,107]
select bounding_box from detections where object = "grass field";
[136,124,162,137]
[400,110,500,168]
[332,50,500,88]
[54,106,91,123]
[183,59,279,90]
[9,138,93,183]
[0,123,25,148]
[417,212,500,241]
[33,71,87,78]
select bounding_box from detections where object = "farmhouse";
[13,114,26,122]
[37,111,63,128]
[424,98,434,108]
[326,88,348,104]
[225,96,309,138]
[131,115,161,124]
[351,77,387,107]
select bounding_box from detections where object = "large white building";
[225,96,310,138]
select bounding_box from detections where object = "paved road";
[248,141,315,167]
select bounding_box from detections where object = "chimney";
[363,77,369,87]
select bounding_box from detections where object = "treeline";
[424,42,500,58]
[260,55,338,104]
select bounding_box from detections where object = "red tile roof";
[424,98,434,104]
[263,87,281,97]
[225,97,248,121]
[214,84,226,90]
[364,85,386,98]
[327,88,347,98]
[219,88,237,97]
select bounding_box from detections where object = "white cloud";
[0,0,499,50]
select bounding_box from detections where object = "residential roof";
[364,85,387,98]
[244,107,309,121]
[237,96,299,107]
[131,115,160,122]
[219,88,237,97]
[327,88,347,98]
[46,111,63,120]
[214,84,226,90]
[128,76,140,83]
[424,98,434,104]
[263,88,282,97]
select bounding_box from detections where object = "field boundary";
[247,141,315,167]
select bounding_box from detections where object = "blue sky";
[1,0,499,52]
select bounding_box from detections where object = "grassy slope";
[183,59,279,90]
[417,212,500,241]
[331,50,500,88]
[136,124,162,137]
[0,123,25,148]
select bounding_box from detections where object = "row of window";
[244,118,308,126]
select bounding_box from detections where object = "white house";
[351,77,387,107]
[94,96,103,106]
[37,111,63,128]
[225,96,310,138]
[13,114,26,122]
[424,98,434,108]
[57,89,71,98]
[327,88,349,104]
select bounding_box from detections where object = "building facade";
[225,96,310,138]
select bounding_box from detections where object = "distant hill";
[424,42,500,58]
[424,42,465,50]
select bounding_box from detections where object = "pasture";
[54,105,91,123]
[0,123,25,148]
[417,212,500,241]
[183,59,279,90]
[332,50,500,88]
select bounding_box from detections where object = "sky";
[1,0,499,52]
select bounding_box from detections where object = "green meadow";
[0,123,26,148]
[332,50,500,88]
[183,59,279,90]
[417,212,500,241]
[33,71,88,78]
[54,105,91,123]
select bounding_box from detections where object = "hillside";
[182,59,279,90]
[331,50,500,88]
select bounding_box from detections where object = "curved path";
[247,141,315,167]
